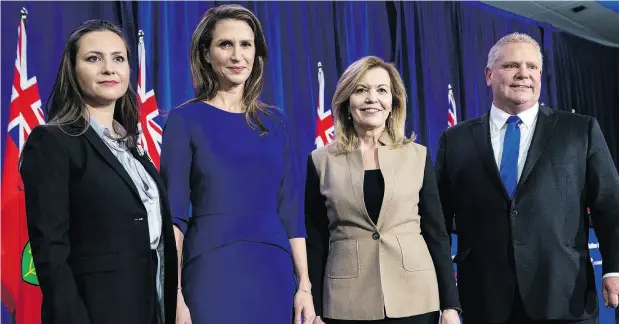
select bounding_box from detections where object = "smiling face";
[75,30,130,108]
[485,42,542,113]
[206,19,255,89]
[348,67,393,133]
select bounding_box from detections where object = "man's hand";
[602,276,619,308]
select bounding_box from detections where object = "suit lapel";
[347,149,376,227]
[84,128,141,202]
[471,113,511,201]
[376,146,395,229]
[131,149,170,209]
[131,149,163,192]
[516,105,558,194]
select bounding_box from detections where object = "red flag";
[447,84,457,128]
[315,62,334,148]
[1,8,44,324]
[137,30,163,169]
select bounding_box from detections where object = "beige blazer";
[310,134,441,320]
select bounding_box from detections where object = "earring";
[348,113,352,120]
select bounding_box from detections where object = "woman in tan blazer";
[305,56,461,324]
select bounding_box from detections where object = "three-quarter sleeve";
[418,152,461,312]
[20,127,92,324]
[277,114,306,238]
[304,154,330,316]
[160,109,192,234]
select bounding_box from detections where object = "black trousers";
[466,286,598,324]
[324,311,440,324]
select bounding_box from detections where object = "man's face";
[485,42,542,111]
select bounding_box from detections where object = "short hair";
[487,32,543,70]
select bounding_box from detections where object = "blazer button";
[372,232,380,240]
[511,211,518,217]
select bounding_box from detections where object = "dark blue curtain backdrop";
[552,31,619,162]
[393,1,461,160]
[2,1,618,323]
[136,1,394,172]
[455,2,555,123]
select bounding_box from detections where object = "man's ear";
[485,67,492,87]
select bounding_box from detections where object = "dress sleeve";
[160,109,193,234]
[277,113,306,238]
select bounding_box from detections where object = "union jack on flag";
[447,84,457,128]
[315,62,334,148]
[137,29,163,169]
[1,8,44,324]
[447,84,459,282]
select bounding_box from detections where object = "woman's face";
[206,19,256,88]
[348,67,393,132]
[75,30,130,107]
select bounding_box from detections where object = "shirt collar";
[89,117,127,140]
[490,102,539,130]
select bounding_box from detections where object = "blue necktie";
[500,116,521,198]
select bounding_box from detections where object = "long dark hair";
[186,4,272,135]
[46,19,139,148]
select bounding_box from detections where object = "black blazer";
[20,123,178,324]
[436,104,619,322]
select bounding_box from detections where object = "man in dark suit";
[436,32,619,324]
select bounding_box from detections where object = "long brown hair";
[46,19,139,148]
[332,56,413,154]
[186,4,272,135]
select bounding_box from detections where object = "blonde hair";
[487,32,543,70]
[332,56,413,155]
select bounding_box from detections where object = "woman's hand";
[441,309,461,324]
[294,289,316,324]
[176,292,192,324]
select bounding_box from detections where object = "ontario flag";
[447,84,457,128]
[315,62,334,148]
[1,8,44,324]
[137,30,163,169]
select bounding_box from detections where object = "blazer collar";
[130,147,167,202]
[84,126,142,203]
[515,104,557,195]
[348,131,397,229]
[377,131,393,146]
[471,112,511,201]
[471,104,558,201]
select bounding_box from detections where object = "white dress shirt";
[489,103,618,279]
[489,103,538,181]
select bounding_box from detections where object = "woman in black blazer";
[19,20,177,324]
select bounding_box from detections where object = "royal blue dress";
[160,102,306,323]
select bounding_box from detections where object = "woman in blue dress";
[160,4,315,324]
